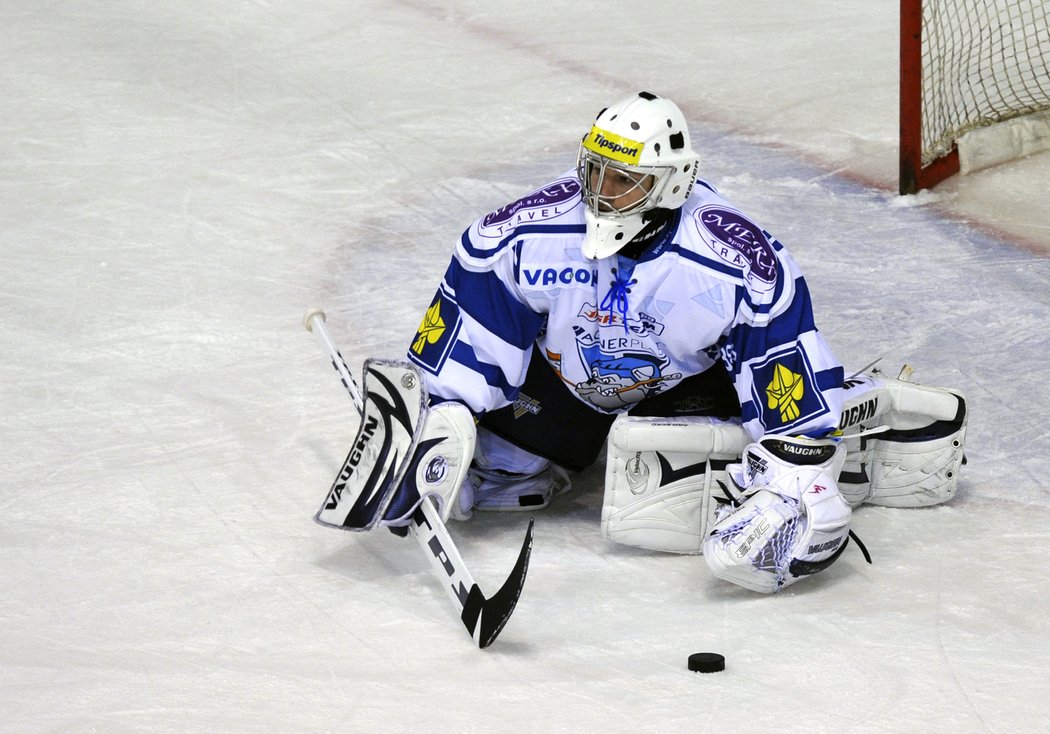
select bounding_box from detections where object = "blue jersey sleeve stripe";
[449,342,518,402]
[739,260,787,316]
[740,399,759,423]
[445,261,545,350]
[756,276,818,343]
[460,228,514,261]
[504,223,587,240]
[460,223,587,260]
[817,366,844,391]
[675,246,742,278]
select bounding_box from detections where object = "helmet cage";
[575,147,676,219]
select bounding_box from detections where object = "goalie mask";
[576,92,699,259]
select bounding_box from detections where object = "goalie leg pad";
[838,373,967,508]
[601,415,749,554]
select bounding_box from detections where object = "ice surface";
[2,2,1049,732]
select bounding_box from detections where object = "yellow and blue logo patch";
[412,300,445,355]
[750,348,828,431]
[408,289,460,374]
[766,362,805,422]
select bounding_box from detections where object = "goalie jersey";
[407,173,845,441]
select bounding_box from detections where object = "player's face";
[589,164,654,214]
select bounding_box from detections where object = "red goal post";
[899,0,1050,194]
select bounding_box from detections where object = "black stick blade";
[461,518,535,648]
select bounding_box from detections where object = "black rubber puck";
[687,652,725,673]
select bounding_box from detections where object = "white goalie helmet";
[576,92,699,259]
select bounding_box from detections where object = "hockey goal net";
[899,0,1050,194]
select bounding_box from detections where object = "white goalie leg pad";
[379,401,476,525]
[457,428,572,517]
[703,436,852,593]
[838,371,968,508]
[601,414,749,553]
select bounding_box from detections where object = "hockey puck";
[687,652,725,673]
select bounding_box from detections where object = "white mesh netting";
[921,0,1050,165]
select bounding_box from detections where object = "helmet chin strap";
[618,209,673,260]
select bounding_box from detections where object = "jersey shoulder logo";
[749,347,829,432]
[408,288,461,374]
[765,363,805,422]
[476,178,581,239]
[412,300,446,355]
[693,205,778,291]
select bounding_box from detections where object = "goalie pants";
[479,346,741,472]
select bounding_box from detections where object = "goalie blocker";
[314,359,476,532]
[602,370,967,586]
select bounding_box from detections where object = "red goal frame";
[899,0,960,195]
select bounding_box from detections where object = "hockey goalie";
[333,91,969,595]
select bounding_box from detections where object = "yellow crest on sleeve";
[411,301,445,355]
[766,363,805,423]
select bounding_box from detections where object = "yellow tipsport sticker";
[411,300,445,354]
[766,363,805,423]
[582,125,645,165]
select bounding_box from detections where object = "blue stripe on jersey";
[725,277,820,381]
[513,223,588,237]
[449,341,518,402]
[755,276,818,343]
[445,260,545,350]
[817,366,844,391]
[460,228,512,261]
[739,260,787,316]
[460,223,587,260]
[674,246,743,279]
[740,399,759,423]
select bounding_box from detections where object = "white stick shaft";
[304,309,364,412]
[413,499,479,616]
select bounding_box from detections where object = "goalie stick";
[303,307,533,648]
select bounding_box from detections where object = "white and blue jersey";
[407,173,844,440]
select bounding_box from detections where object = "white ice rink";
[3,2,1050,732]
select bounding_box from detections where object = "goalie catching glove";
[703,435,853,594]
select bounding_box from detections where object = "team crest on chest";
[546,310,679,411]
